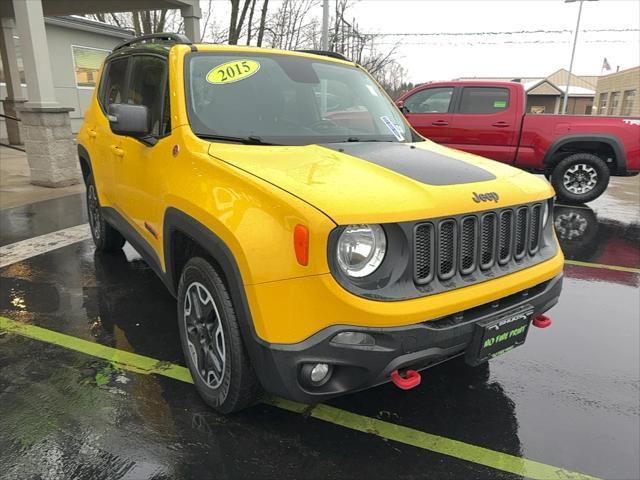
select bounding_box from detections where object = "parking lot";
[0,157,638,479]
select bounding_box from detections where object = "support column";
[0,17,26,145]
[181,2,202,42]
[12,0,80,187]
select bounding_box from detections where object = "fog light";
[331,331,375,346]
[311,363,330,383]
[300,362,332,387]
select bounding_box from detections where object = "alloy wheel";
[183,281,226,389]
[87,185,101,240]
[563,164,598,195]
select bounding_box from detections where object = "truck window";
[459,87,509,114]
[100,58,128,114]
[127,55,168,136]
[404,87,453,114]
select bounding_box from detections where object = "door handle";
[491,121,510,128]
[431,120,449,126]
[110,145,124,157]
[88,129,97,138]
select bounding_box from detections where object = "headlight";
[336,224,386,278]
[541,201,550,226]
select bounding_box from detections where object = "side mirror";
[108,104,151,138]
[395,100,409,115]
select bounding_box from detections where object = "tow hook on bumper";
[533,314,552,328]
[391,369,421,390]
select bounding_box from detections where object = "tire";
[550,153,610,204]
[86,174,125,252]
[177,257,262,413]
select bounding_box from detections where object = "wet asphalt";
[0,177,638,480]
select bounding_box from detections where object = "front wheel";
[86,174,125,251]
[550,153,610,204]
[177,257,262,413]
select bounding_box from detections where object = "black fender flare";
[77,144,92,181]
[162,207,272,349]
[543,134,627,174]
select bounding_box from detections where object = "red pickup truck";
[396,81,640,203]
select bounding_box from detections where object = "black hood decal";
[320,143,496,185]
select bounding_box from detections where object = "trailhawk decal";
[206,59,261,84]
[320,142,496,186]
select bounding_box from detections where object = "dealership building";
[592,66,640,117]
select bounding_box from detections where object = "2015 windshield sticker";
[380,115,405,141]
[494,100,507,108]
[206,59,260,84]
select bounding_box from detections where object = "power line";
[362,28,640,37]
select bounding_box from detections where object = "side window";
[127,56,169,136]
[404,87,453,114]
[459,87,509,114]
[100,58,128,114]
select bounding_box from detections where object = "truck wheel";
[551,153,609,204]
[86,174,125,251]
[177,257,262,413]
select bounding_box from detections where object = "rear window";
[459,87,509,114]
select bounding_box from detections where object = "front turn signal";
[294,224,309,266]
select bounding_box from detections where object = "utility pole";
[321,0,329,50]
[562,0,597,114]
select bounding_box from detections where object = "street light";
[562,0,598,114]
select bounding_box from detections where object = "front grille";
[438,220,457,279]
[480,213,497,269]
[414,202,545,284]
[414,223,434,283]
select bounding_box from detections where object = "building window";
[72,45,110,88]
[607,91,620,116]
[0,34,26,84]
[621,90,636,116]
[598,93,608,115]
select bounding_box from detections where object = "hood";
[208,140,554,225]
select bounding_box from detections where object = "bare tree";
[228,0,253,45]
[256,0,270,47]
[87,10,183,35]
[266,0,319,50]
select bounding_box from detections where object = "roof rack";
[113,32,191,52]
[296,50,350,61]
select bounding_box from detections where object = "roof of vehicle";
[108,33,353,66]
[426,80,524,88]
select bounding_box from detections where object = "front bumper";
[252,272,563,403]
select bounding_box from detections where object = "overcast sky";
[204,0,640,83]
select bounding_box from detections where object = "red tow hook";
[391,369,421,390]
[532,314,552,329]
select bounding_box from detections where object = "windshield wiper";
[346,137,395,143]
[196,134,278,146]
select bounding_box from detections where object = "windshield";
[186,52,413,145]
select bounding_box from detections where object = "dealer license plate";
[465,308,533,366]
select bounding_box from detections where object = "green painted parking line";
[564,260,640,274]
[0,316,600,480]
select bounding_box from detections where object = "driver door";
[114,55,172,251]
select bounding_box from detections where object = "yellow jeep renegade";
[78,33,564,413]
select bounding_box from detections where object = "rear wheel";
[177,257,261,413]
[551,153,609,204]
[86,174,125,251]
